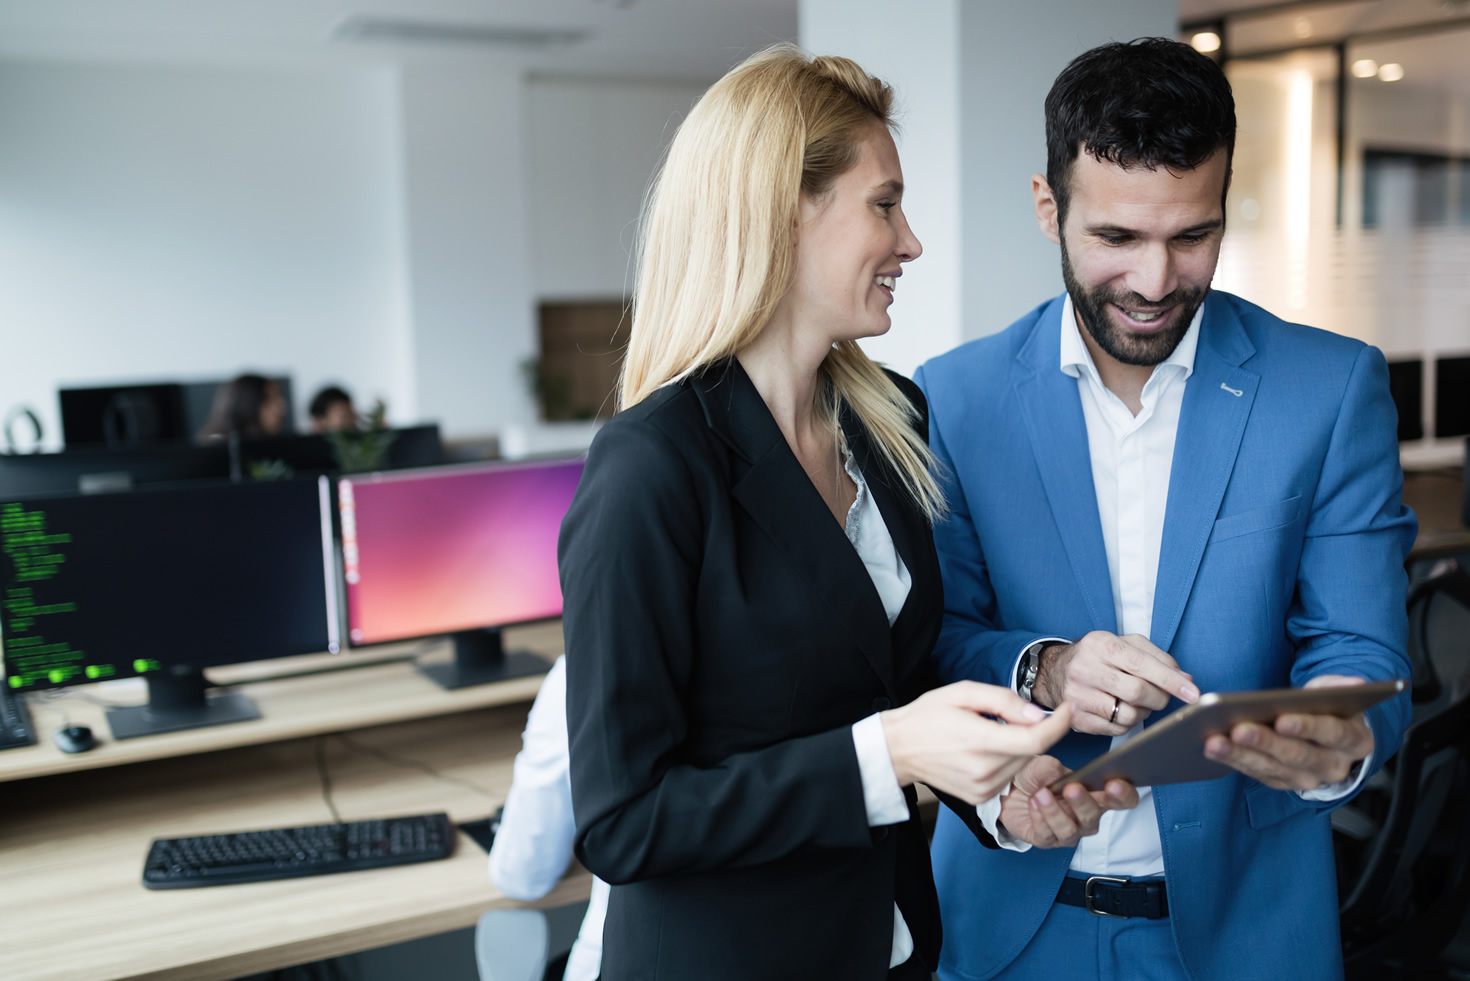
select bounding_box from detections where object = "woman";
[196,373,287,441]
[559,46,1135,981]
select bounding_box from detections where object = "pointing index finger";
[1116,636,1199,703]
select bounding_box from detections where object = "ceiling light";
[1351,59,1378,78]
[333,16,591,48]
[1294,17,1313,38]
[1191,31,1221,54]
[1378,63,1405,82]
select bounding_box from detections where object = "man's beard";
[1060,239,1208,368]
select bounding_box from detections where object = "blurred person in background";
[197,373,288,441]
[486,655,606,981]
[309,385,358,434]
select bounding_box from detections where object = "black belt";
[1056,876,1169,919]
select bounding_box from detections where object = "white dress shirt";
[976,294,1367,875]
[487,656,607,981]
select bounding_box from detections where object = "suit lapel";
[1149,294,1259,653]
[693,361,898,697]
[1012,298,1118,635]
[850,422,933,676]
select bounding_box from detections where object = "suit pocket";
[1208,495,1303,545]
[1246,779,1310,829]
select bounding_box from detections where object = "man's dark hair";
[309,385,353,420]
[1045,37,1236,224]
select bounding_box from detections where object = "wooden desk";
[1403,468,1470,561]
[2,622,562,783]
[3,705,592,981]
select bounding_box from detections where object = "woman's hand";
[880,682,1075,805]
[997,755,1138,848]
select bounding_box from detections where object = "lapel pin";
[1220,382,1243,397]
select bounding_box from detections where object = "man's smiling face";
[1049,147,1228,366]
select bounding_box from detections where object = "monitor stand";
[416,628,549,690]
[106,667,261,740]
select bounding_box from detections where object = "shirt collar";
[1059,293,1203,383]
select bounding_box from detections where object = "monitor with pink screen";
[339,457,584,689]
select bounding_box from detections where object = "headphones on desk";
[3,406,44,454]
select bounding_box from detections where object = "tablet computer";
[1048,679,1406,793]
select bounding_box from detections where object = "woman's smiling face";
[784,124,923,344]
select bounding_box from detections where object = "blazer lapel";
[849,421,932,671]
[693,361,899,697]
[1149,294,1259,653]
[1012,298,1118,635]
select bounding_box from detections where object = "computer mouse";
[53,725,97,754]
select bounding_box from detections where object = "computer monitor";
[1387,359,1425,442]
[1,477,339,738]
[383,424,446,469]
[0,444,232,498]
[239,425,445,478]
[238,433,337,475]
[338,457,583,689]
[1435,357,1470,439]
[58,383,190,448]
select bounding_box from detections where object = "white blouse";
[841,449,919,970]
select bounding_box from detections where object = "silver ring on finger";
[1109,696,1122,725]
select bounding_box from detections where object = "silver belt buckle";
[1083,875,1130,918]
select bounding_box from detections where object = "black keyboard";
[142,812,455,889]
[0,690,36,750]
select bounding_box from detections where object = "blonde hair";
[621,44,945,521]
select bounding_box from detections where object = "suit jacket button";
[874,826,889,841]
[872,697,891,711]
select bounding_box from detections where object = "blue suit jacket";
[913,291,1416,981]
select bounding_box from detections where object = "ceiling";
[0,1,1465,81]
[1181,0,1470,53]
[0,0,800,80]
[1353,22,1470,94]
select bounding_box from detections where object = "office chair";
[1405,560,1470,705]
[475,909,549,981]
[474,901,584,981]
[1335,561,1470,980]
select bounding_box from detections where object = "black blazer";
[559,359,995,981]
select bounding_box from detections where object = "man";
[308,385,357,434]
[914,38,1415,981]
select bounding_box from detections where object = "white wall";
[527,75,708,301]
[0,58,715,448]
[958,0,1177,340]
[0,61,413,447]
[800,0,963,378]
[399,63,536,437]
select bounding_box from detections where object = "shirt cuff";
[851,713,910,827]
[1012,637,1071,699]
[1298,748,1374,802]
[976,782,1032,852]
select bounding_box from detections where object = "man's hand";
[1035,632,1200,735]
[997,755,1138,848]
[1204,675,1375,791]
[882,682,1075,805]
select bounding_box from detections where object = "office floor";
[232,926,479,981]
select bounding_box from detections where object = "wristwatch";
[1016,642,1043,703]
